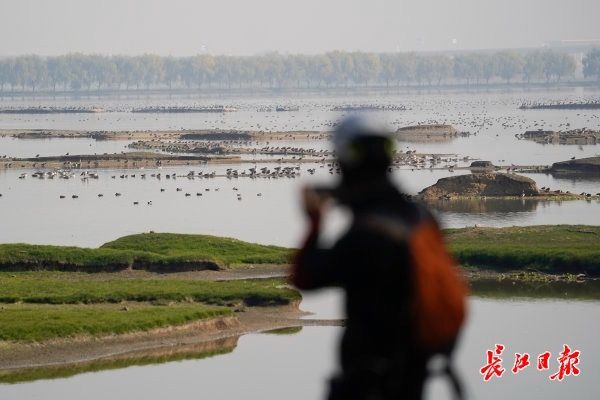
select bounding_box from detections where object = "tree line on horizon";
[0,49,599,93]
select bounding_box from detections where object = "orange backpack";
[409,219,467,353]
[361,210,467,354]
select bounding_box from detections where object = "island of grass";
[0,227,597,323]
[0,233,303,374]
[1,226,599,277]
[446,225,600,276]
[0,232,292,272]
[0,227,598,375]
[0,302,232,342]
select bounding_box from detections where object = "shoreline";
[420,194,600,201]
[0,151,333,170]
[0,126,469,144]
[0,265,596,376]
[0,303,343,375]
[0,128,327,141]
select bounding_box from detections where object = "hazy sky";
[1,0,599,56]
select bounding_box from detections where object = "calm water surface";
[1,165,599,247]
[0,89,598,400]
[2,89,600,165]
[0,295,598,400]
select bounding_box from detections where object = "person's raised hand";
[301,186,330,222]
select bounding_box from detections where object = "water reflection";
[428,198,540,214]
[0,327,308,386]
[470,278,600,301]
[522,173,600,197]
[0,136,132,158]
[1,298,598,400]
[261,326,304,335]
[0,337,238,384]
[1,164,599,248]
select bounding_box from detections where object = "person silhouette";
[291,116,466,400]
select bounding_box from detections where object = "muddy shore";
[0,264,595,374]
[1,126,468,143]
[517,129,600,145]
[0,129,328,142]
[0,304,342,373]
[0,152,334,170]
[395,124,469,142]
[0,265,336,372]
[418,172,600,201]
[0,152,237,170]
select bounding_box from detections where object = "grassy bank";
[0,273,299,306]
[0,225,597,354]
[446,225,600,275]
[1,226,598,275]
[0,234,300,346]
[0,233,291,272]
[0,303,231,342]
[101,233,290,265]
[0,272,299,344]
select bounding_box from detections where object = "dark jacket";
[292,182,427,399]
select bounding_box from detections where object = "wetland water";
[0,295,598,400]
[0,89,599,399]
[2,90,600,164]
[1,165,600,247]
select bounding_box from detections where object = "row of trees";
[583,49,600,82]
[0,49,596,93]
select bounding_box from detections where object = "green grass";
[102,233,291,265]
[0,233,291,272]
[0,303,231,342]
[445,225,600,275]
[0,234,299,345]
[0,244,138,271]
[0,226,596,348]
[1,226,599,275]
[0,273,300,306]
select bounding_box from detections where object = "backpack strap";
[446,364,465,400]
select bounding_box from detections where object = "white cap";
[333,115,392,165]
